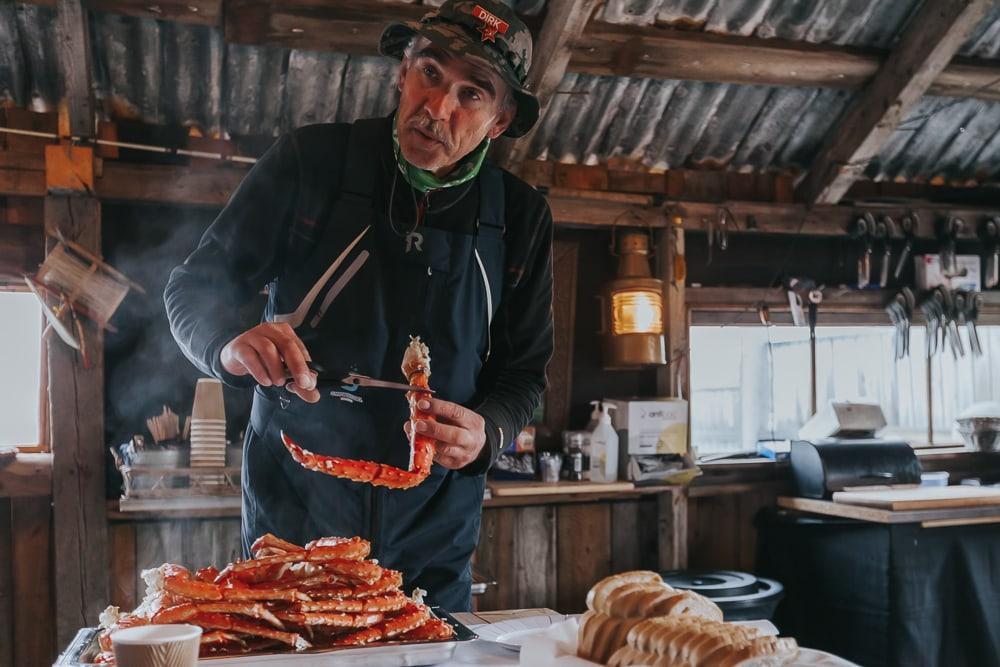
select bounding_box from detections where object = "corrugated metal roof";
[597,0,1000,58]
[3,1,1000,185]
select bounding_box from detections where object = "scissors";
[288,362,434,394]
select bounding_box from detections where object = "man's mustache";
[407,115,452,151]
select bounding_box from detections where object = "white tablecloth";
[436,616,861,667]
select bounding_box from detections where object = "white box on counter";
[604,398,689,456]
[914,254,981,291]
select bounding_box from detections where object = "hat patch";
[472,4,509,43]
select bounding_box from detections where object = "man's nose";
[424,86,459,120]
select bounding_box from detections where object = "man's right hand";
[220,323,320,403]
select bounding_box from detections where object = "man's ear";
[397,60,409,92]
[487,100,515,140]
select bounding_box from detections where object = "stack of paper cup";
[190,378,226,481]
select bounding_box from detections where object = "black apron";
[241,119,505,612]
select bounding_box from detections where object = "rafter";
[492,0,601,169]
[797,0,995,206]
[54,0,95,138]
[19,0,1000,104]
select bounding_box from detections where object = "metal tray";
[56,609,477,667]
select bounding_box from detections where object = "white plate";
[493,627,547,649]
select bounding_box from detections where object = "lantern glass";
[611,288,663,335]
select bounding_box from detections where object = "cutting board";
[833,485,1000,510]
[488,480,634,496]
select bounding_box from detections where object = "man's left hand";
[404,398,486,470]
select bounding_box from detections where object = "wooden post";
[55,0,95,139]
[46,194,109,648]
[657,488,688,570]
[656,224,686,398]
[653,222,689,571]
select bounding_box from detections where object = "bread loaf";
[578,570,795,666]
[586,570,664,613]
[577,610,644,664]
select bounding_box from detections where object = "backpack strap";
[477,161,505,241]
[283,119,384,270]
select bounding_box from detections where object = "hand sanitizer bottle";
[589,404,618,483]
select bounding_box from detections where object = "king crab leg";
[281,337,437,490]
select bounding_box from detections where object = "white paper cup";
[112,624,202,667]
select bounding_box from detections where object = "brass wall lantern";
[600,230,666,368]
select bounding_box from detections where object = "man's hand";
[404,398,486,469]
[220,322,320,403]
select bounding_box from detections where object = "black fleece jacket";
[164,116,554,473]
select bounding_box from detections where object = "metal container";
[956,417,1000,452]
[539,452,562,483]
[56,609,476,666]
[660,570,785,622]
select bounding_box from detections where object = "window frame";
[685,287,1000,453]
[0,283,49,453]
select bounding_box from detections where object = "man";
[165,0,553,612]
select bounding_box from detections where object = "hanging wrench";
[980,217,999,289]
[894,213,917,280]
[849,213,874,288]
[967,292,983,356]
[937,217,964,278]
[875,216,894,288]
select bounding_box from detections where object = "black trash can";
[659,570,784,622]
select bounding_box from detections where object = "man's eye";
[422,65,438,78]
[463,88,482,101]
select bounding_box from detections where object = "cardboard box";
[915,254,981,291]
[604,398,688,456]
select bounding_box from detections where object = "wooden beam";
[21,0,1000,103]
[656,224,686,397]
[96,162,248,206]
[493,0,601,169]
[798,0,994,206]
[224,0,427,54]
[217,1,1000,102]
[46,195,109,648]
[23,0,220,26]
[572,22,1000,103]
[551,190,995,240]
[55,0,95,138]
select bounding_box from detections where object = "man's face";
[396,43,514,177]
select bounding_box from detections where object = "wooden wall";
[0,497,55,667]
[107,517,242,611]
[475,497,662,613]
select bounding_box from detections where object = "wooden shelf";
[778,495,1000,526]
[0,453,52,498]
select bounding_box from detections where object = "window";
[690,323,999,458]
[930,326,1000,444]
[0,292,43,447]
[814,327,928,444]
[689,326,809,455]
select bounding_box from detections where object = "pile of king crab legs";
[95,533,454,661]
[280,336,438,490]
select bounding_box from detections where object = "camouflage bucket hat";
[379,0,540,138]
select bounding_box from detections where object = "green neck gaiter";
[392,114,489,193]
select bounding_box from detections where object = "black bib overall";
[242,119,505,612]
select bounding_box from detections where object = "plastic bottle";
[589,404,619,483]
[586,400,602,431]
